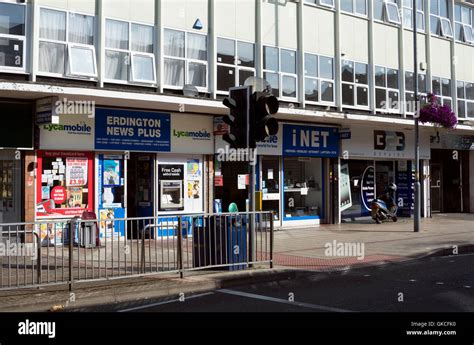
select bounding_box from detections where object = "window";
[341,60,369,107]
[456,81,474,118]
[375,66,399,111]
[432,76,452,106]
[403,0,425,31]
[374,0,401,24]
[430,0,452,38]
[216,38,255,92]
[304,53,334,104]
[341,0,367,16]
[304,0,334,8]
[0,2,25,71]
[163,29,207,90]
[405,71,427,114]
[264,46,297,100]
[455,4,474,44]
[105,19,155,84]
[39,8,96,77]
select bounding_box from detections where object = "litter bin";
[63,213,98,248]
[63,217,80,246]
[192,216,247,270]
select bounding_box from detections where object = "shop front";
[94,107,213,238]
[214,118,339,227]
[0,100,34,224]
[429,132,474,214]
[339,126,431,221]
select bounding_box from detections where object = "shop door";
[214,161,249,213]
[375,161,395,198]
[430,163,442,213]
[0,153,22,223]
[128,154,154,218]
[261,156,280,223]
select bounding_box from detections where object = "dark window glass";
[376,88,386,109]
[304,53,318,77]
[321,81,334,102]
[375,66,386,87]
[357,86,368,106]
[281,49,296,74]
[406,92,416,112]
[342,83,355,105]
[0,38,23,68]
[238,69,254,86]
[467,102,474,117]
[430,16,441,35]
[418,74,427,93]
[405,72,415,92]
[305,78,319,102]
[441,79,451,97]
[443,98,451,107]
[264,46,278,71]
[457,81,465,98]
[217,38,235,65]
[341,60,354,82]
[355,63,368,84]
[387,69,399,89]
[432,77,441,95]
[466,83,474,100]
[264,72,279,97]
[237,41,254,68]
[457,100,466,118]
[319,56,334,79]
[282,75,297,98]
[0,3,25,36]
[388,90,399,109]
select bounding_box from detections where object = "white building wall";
[373,23,399,69]
[340,15,369,63]
[303,5,335,56]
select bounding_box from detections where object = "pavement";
[0,213,472,312]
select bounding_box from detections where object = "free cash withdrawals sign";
[95,108,171,152]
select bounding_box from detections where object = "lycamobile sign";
[173,129,211,140]
[43,122,92,134]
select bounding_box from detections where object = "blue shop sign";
[282,124,339,157]
[95,108,171,152]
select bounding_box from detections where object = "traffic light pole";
[248,87,256,267]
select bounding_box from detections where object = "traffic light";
[222,86,251,149]
[249,92,279,149]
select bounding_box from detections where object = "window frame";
[0,1,27,73]
[215,36,256,95]
[340,0,368,17]
[454,4,474,44]
[162,27,208,92]
[67,43,98,78]
[431,75,453,107]
[456,80,474,119]
[404,71,428,115]
[304,0,335,9]
[429,0,453,38]
[402,0,425,32]
[374,0,401,26]
[341,59,370,109]
[38,6,97,79]
[104,17,156,86]
[303,52,335,106]
[375,65,400,113]
[263,45,298,102]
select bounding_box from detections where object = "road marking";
[409,279,416,282]
[436,282,444,285]
[217,289,352,313]
[363,274,370,277]
[464,286,471,289]
[117,292,214,312]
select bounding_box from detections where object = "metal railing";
[0,212,274,291]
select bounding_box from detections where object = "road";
[71,253,474,312]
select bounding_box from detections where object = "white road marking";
[436,282,444,285]
[117,292,214,312]
[363,274,370,277]
[464,286,471,289]
[217,289,352,313]
[409,279,416,282]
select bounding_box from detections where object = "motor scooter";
[371,198,398,224]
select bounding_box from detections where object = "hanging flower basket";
[419,93,457,129]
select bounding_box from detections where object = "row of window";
[305,0,474,44]
[1,2,474,118]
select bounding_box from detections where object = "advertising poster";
[103,160,121,186]
[187,159,201,180]
[36,151,93,218]
[187,180,200,199]
[99,209,118,239]
[340,164,352,212]
[39,222,64,246]
[66,158,88,186]
[361,166,375,212]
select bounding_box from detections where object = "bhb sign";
[282,124,339,157]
